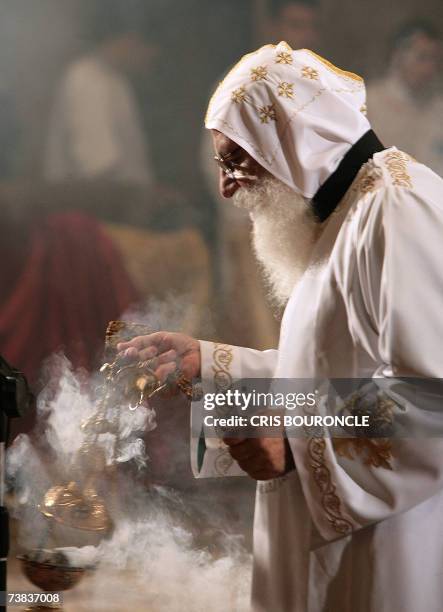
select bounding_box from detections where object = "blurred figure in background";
[201,0,321,351]
[44,1,201,231]
[265,0,320,50]
[367,20,443,176]
[45,1,157,186]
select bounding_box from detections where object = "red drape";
[0,211,139,386]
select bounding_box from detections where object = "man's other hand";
[224,436,295,481]
[117,332,201,383]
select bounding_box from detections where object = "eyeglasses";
[213,147,260,182]
[213,147,243,177]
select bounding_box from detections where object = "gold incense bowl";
[18,550,89,610]
[19,554,86,592]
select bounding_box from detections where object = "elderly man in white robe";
[118,42,443,611]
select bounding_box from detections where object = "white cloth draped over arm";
[191,340,278,478]
[290,168,443,541]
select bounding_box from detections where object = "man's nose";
[219,171,241,199]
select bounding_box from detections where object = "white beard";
[233,176,322,308]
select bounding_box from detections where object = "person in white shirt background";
[367,20,443,177]
[45,0,159,186]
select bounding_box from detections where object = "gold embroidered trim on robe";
[334,393,396,470]
[308,437,353,535]
[356,162,384,194]
[212,343,233,391]
[211,343,235,475]
[333,438,393,470]
[384,151,413,188]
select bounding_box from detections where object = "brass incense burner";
[40,479,110,533]
[39,321,174,533]
[22,321,194,606]
[37,320,193,532]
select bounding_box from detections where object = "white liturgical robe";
[192,148,443,611]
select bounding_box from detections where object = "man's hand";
[224,436,295,481]
[117,332,201,383]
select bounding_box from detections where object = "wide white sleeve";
[191,340,278,478]
[62,65,121,177]
[290,177,443,542]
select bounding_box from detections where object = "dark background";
[1,0,441,198]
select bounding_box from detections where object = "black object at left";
[0,356,32,423]
[0,355,32,612]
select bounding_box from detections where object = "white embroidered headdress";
[205,42,370,198]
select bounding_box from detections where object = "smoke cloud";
[7,352,252,611]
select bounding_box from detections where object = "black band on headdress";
[312,130,385,222]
